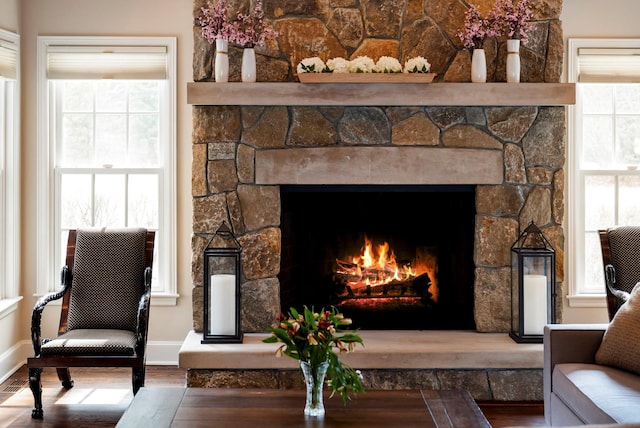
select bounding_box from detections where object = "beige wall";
[562,0,640,39]
[17,0,195,364]
[0,0,19,32]
[2,0,640,373]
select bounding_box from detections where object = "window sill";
[150,293,180,306]
[0,296,23,320]
[567,294,607,308]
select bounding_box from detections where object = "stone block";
[237,184,280,231]
[241,277,280,332]
[288,107,338,147]
[392,113,439,146]
[488,369,543,401]
[238,227,281,280]
[437,370,492,400]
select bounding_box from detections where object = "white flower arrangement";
[296,55,433,76]
[297,57,328,74]
[348,56,376,73]
[374,56,402,73]
[403,56,431,73]
[326,57,350,74]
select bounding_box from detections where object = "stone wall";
[192,0,564,83]
[191,0,566,334]
[187,367,543,401]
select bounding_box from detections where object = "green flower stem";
[263,306,365,405]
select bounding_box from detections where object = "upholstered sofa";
[544,323,640,426]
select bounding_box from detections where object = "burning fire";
[350,237,414,285]
[335,237,438,301]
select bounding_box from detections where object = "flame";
[347,238,415,285]
[335,237,438,301]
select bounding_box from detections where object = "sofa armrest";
[544,324,607,368]
[543,323,608,425]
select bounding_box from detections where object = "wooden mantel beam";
[187,82,576,107]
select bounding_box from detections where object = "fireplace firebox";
[279,185,476,330]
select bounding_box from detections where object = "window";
[0,28,19,314]
[567,39,640,306]
[37,37,177,304]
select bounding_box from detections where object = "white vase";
[214,39,229,83]
[506,39,521,83]
[471,48,487,83]
[241,48,256,83]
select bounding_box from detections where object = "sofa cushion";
[553,363,640,424]
[596,282,640,375]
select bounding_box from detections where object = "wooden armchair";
[27,228,155,419]
[599,226,640,320]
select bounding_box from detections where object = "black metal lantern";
[510,221,556,343]
[202,221,243,344]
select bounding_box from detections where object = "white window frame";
[0,28,21,319]
[36,36,178,305]
[567,38,640,308]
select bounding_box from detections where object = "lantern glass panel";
[511,251,520,334]
[521,253,551,336]
[523,253,552,277]
[206,253,238,337]
[511,248,556,343]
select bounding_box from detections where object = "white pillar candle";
[210,274,236,335]
[523,274,548,335]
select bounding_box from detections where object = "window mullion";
[92,83,97,167]
[126,82,130,166]
[91,173,96,227]
[124,173,129,227]
[611,87,619,226]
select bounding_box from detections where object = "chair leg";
[132,365,146,395]
[28,367,44,419]
[56,367,74,389]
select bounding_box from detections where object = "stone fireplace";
[191,103,566,333]
[191,0,567,335]
[186,0,569,399]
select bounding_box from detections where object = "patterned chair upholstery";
[27,228,155,419]
[599,226,640,320]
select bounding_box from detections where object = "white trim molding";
[36,36,179,304]
[567,38,640,307]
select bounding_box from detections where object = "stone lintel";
[255,147,503,185]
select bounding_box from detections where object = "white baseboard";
[0,340,182,383]
[0,340,31,384]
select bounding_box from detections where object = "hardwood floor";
[0,365,546,427]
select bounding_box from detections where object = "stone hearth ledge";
[178,330,542,370]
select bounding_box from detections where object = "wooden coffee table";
[116,387,491,427]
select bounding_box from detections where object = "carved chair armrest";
[31,266,72,356]
[135,267,153,357]
[604,264,631,302]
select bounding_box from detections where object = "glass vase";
[471,48,487,83]
[300,360,329,417]
[506,39,521,83]
[241,47,257,83]
[214,38,229,83]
